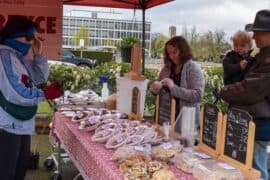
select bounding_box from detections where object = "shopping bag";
[174,106,196,146]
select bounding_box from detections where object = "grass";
[26,135,81,180]
[26,135,52,180]
[37,101,53,121]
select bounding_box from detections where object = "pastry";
[91,129,114,143]
[105,133,128,149]
[71,111,89,123]
[151,169,177,180]
[125,135,144,146]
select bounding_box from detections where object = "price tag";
[160,142,173,149]
[217,162,236,170]
[183,147,193,153]
[134,146,145,152]
[193,152,211,159]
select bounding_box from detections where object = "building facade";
[63,10,151,53]
[169,26,176,38]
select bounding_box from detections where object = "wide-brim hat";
[245,9,270,32]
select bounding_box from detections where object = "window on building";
[121,22,126,30]
[90,20,95,28]
[70,19,76,27]
[115,22,120,29]
[146,24,151,31]
[127,23,132,30]
[63,28,68,36]
[63,19,68,26]
[134,23,138,31]
[97,21,102,28]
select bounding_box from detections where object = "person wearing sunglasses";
[0,16,63,180]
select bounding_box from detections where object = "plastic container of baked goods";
[172,152,212,173]
[192,160,244,180]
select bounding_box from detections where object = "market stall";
[52,111,193,180]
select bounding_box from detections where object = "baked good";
[152,143,182,162]
[71,111,89,123]
[125,135,144,146]
[192,161,244,180]
[147,161,168,174]
[105,133,128,149]
[112,145,152,163]
[91,129,114,143]
[151,169,177,180]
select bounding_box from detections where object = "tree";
[180,26,230,62]
[72,26,90,49]
[151,33,168,58]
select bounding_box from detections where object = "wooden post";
[124,44,146,80]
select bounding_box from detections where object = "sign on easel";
[155,87,176,126]
[129,87,142,120]
[198,104,223,158]
[219,108,260,178]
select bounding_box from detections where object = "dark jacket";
[223,50,254,85]
[220,46,270,119]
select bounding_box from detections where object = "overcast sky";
[64,0,270,38]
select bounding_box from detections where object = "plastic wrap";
[192,160,244,180]
[151,141,182,162]
[172,152,211,173]
[112,144,152,163]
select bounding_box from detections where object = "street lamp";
[79,39,85,58]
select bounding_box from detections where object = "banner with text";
[0,0,63,59]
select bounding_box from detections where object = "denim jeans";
[253,141,269,180]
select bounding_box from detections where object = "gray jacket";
[157,60,205,129]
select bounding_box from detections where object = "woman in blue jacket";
[0,16,63,180]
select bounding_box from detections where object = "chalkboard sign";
[219,108,260,178]
[224,108,251,164]
[202,104,219,149]
[131,87,139,114]
[155,87,176,126]
[198,104,222,157]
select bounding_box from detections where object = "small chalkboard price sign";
[219,108,260,178]
[198,104,223,158]
[129,87,142,120]
[155,87,176,126]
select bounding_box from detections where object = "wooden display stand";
[198,104,223,158]
[219,108,260,179]
[124,44,146,80]
[155,87,176,127]
[126,44,146,120]
[128,87,142,120]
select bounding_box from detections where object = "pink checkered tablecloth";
[53,112,194,180]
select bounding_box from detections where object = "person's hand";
[43,81,63,99]
[240,59,248,70]
[32,36,44,55]
[161,78,174,89]
[149,81,162,94]
[150,81,162,90]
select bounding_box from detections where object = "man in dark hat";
[220,9,270,179]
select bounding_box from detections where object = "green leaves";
[120,37,140,48]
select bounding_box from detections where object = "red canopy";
[63,0,174,9]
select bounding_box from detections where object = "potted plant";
[120,37,140,63]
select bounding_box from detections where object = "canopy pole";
[142,7,146,75]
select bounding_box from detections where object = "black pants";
[0,129,30,180]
